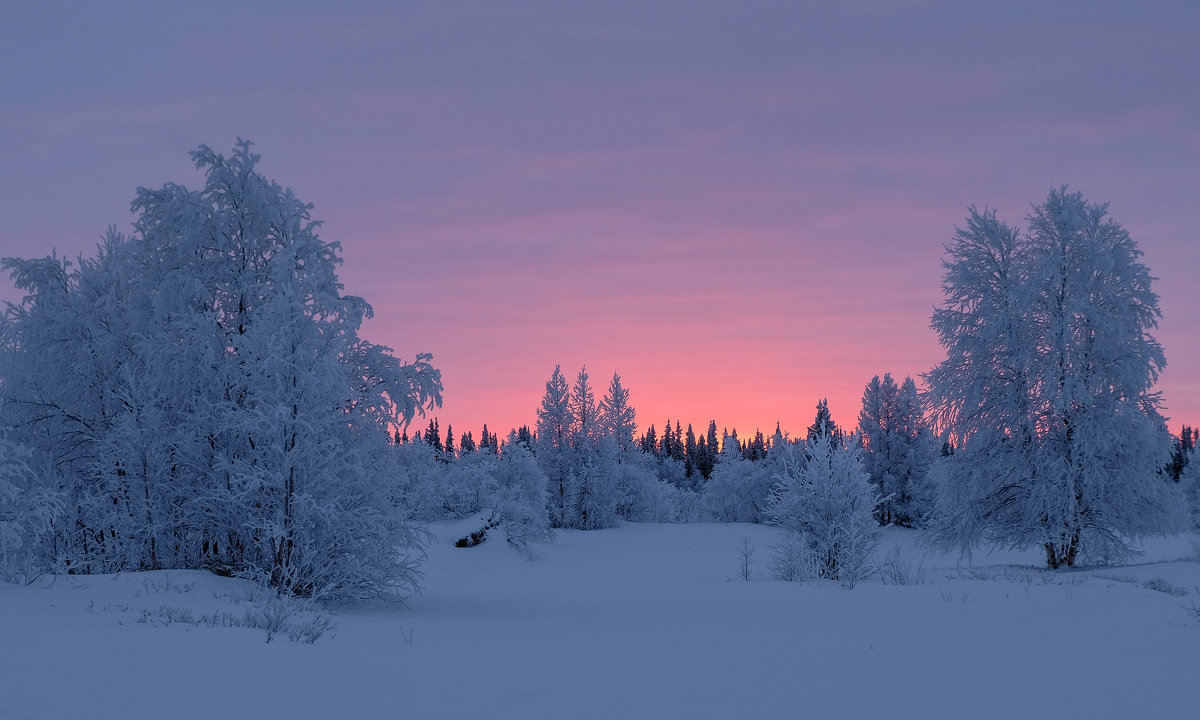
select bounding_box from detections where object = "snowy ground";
[2,520,1198,719]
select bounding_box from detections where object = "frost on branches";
[0,141,442,603]
[536,365,621,530]
[767,430,879,588]
[924,188,1182,567]
[857,374,935,527]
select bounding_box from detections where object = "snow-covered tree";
[925,190,1180,567]
[697,420,720,479]
[599,372,636,452]
[536,365,573,527]
[639,424,658,455]
[0,436,62,583]
[1166,425,1193,481]
[459,430,476,454]
[683,424,699,484]
[396,439,468,520]
[767,431,879,587]
[570,367,598,452]
[492,438,549,550]
[701,450,776,524]
[0,141,442,603]
[573,439,621,530]
[858,374,935,526]
[806,399,842,445]
[612,449,697,523]
[533,365,637,530]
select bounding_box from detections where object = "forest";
[1,142,1197,603]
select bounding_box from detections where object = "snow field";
[2,521,1198,719]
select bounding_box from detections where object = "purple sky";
[2,1,1197,440]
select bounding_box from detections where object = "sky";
[2,1,1197,442]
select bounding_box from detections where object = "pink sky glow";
[2,1,1197,441]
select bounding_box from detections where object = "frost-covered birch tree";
[925,189,1179,567]
[0,141,442,602]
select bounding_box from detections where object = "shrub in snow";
[875,542,927,586]
[767,431,880,588]
[129,593,334,644]
[735,537,754,581]
[1140,577,1187,597]
[768,532,818,583]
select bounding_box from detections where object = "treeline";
[382,368,942,531]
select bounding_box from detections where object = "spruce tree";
[599,372,637,452]
[807,399,842,445]
[684,424,698,480]
[570,367,598,452]
[536,366,573,527]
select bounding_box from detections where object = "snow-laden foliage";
[606,449,699,522]
[395,440,486,521]
[389,433,549,548]
[700,435,786,523]
[528,364,702,528]
[537,365,575,527]
[536,366,619,529]
[806,399,843,445]
[599,372,636,453]
[767,432,880,587]
[0,141,441,603]
[857,374,936,526]
[925,189,1181,567]
[491,438,550,549]
[0,436,63,583]
[573,440,622,530]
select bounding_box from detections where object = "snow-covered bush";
[492,440,549,549]
[768,532,819,583]
[767,432,880,588]
[700,452,776,523]
[604,449,692,522]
